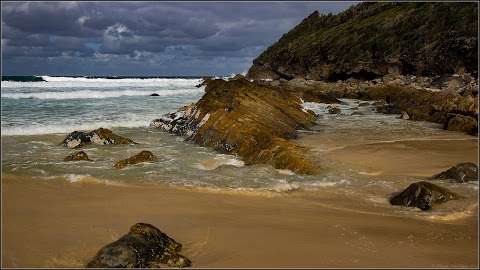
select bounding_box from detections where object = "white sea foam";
[2,88,202,100]
[1,77,202,89]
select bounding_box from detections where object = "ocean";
[1,76,478,220]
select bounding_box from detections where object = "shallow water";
[1,77,478,221]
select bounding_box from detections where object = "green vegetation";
[251,2,478,80]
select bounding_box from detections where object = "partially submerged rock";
[150,93,160,96]
[114,150,158,169]
[86,223,191,268]
[390,181,459,211]
[433,162,478,183]
[444,114,478,135]
[62,128,135,148]
[327,105,341,114]
[64,151,91,162]
[151,78,318,174]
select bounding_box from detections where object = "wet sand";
[2,173,478,268]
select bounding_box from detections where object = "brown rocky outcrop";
[151,78,318,174]
[114,150,158,169]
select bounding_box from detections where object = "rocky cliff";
[247,2,478,81]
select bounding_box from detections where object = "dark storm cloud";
[1,1,356,76]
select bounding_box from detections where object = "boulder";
[114,150,158,169]
[64,151,91,161]
[86,223,191,268]
[150,93,160,96]
[444,114,478,135]
[390,181,459,211]
[433,162,478,183]
[62,128,135,148]
[376,103,401,114]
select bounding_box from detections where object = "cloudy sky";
[2,1,355,76]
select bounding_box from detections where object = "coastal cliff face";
[247,2,478,81]
[152,77,318,174]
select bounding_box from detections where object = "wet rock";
[114,150,158,169]
[86,223,191,268]
[327,105,341,114]
[399,111,410,120]
[390,181,459,211]
[433,162,478,183]
[195,77,212,88]
[150,93,160,96]
[351,111,364,116]
[152,78,318,174]
[444,114,478,135]
[62,128,136,148]
[64,151,91,161]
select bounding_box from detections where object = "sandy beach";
[2,131,478,267]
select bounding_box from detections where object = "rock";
[433,162,478,183]
[62,128,136,148]
[390,181,459,211]
[114,150,158,169]
[351,111,364,116]
[444,114,478,135]
[195,77,212,88]
[152,78,318,174]
[86,223,191,268]
[64,151,91,161]
[399,111,410,120]
[327,105,341,114]
[150,93,160,96]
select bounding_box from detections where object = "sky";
[1,1,355,76]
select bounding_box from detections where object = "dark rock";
[86,223,191,268]
[195,77,212,88]
[114,150,158,169]
[62,128,136,148]
[433,162,478,183]
[327,105,341,114]
[64,151,91,162]
[444,114,478,135]
[390,181,459,211]
[150,93,160,96]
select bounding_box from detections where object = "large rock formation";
[247,2,477,81]
[62,128,136,148]
[151,77,318,174]
[86,223,190,268]
[390,181,459,211]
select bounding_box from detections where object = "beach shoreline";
[2,149,478,268]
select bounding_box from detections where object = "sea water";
[1,76,477,220]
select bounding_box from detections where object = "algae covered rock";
[152,78,318,174]
[444,114,478,135]
[114,150,158,169]
[390,181,459,211]
[433,162,478,183]
[86,223,191,268]
[64,151,91,162]
[327,105,341,114]
[62,128,136,148]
